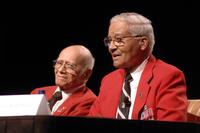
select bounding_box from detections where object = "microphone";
[123,97,131,107]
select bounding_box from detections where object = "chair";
[187,99,200,123]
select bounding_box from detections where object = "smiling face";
[54,46,89,91]
[108,21,146,72]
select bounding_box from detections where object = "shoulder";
[70,87,97,105]
[154,58,184,75]
[148,58,186,84]
[147,55,183,74]
[31,85,57,94]
[82,87,97,99]
[140,55,186,85]
[102,69,125,81]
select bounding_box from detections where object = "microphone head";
[124,97,131,107]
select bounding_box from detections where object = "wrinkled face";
[54,49,86,91]
[107,21,144,71]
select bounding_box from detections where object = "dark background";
[1,1,199,99]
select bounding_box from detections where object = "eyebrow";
[109,34,130,37]
[57,60,77,66]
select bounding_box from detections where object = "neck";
[126,55,150,73]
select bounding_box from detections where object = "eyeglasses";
[53,60,78,76]
[103,35,141,47]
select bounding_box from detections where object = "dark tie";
[117,73,133,119]
[48,91,62,111]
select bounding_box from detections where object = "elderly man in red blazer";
[89,12,187,122]
[32,45,97,116]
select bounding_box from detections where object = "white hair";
[83,47,95,70]
[110,12,155,53]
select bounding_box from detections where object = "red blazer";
[89,55,188,122]
[31,86,97,116]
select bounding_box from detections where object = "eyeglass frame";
[103,35,142,47]
[53,60,79,76]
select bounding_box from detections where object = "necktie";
[117,73,133,119]
[48,91,62,111]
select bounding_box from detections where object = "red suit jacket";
[31,86,97,116]
[89,55,188,122]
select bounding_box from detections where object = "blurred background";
[1,0,199,98]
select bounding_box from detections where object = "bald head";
[59,45,95,71]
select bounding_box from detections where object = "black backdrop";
[1,1,199,98]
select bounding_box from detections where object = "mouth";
[56,75,67,80]
[112,53,121,59]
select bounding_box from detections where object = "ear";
[81,69,92,82]
[139,36,149,51]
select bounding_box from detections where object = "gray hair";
[110,12,155,53]
[84,48,95,70]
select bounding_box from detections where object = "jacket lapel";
[132,55,156,119]
[111,69,126,116]
[102,69,126,117]
[46,86,58,100]
[53,87,86,115]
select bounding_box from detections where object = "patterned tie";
[117,73,133,119]
[48,91,62,111]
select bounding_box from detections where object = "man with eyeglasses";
[89,12,187,122]
[31,45,97,116]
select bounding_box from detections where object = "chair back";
[187,99,200,123]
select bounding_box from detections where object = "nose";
[108,41,117,52]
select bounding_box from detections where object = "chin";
[56,81,66,87]
[113,61,126,68]
[113,63,121,68]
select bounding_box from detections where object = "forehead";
[108,21,129,35]
[58,48,77,59]
[57,48,84,65]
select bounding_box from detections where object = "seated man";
[89,12,187,122]
[31,44,97,116]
